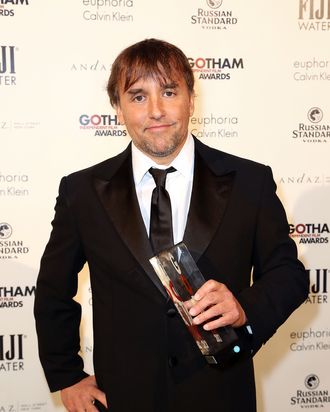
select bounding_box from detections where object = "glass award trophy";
[150,242,252,365]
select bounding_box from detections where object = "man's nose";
[148,96,165,119]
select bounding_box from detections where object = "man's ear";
[115,104,125,125]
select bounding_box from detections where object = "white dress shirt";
[132,134,195,245]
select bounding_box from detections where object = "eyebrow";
[126,81,179,96]
[162,82,178,89]
[127,88,144,96]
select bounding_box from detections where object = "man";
[34,39,309,412]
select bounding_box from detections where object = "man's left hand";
[188,280,247,330]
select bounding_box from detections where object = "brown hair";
[107,38,194,107]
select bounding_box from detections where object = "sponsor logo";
[0,0,29,17]
[188,57,244,80]
[290,328,330,351]
[0,121,10,130]
[79,113,127,137]
[277,173,330,185]
[290,375,330,408]
[0,223,29,259]
[0,120,40,131]
[308,107,323,123]
[293,58,330,81]
[0,223,12,239]
[70,59,108,72]
[83,344,93,354]
[0,173,29,197]
[292,108,330,143]
[190,114,239,139]
[82,0,134,23]
[207,0,222,8]
[191,0,238,30]
[0,334,25,372]
[0,285,36,309]
[305,268,329,304]
[0,404,47,412]
[289,223,329,244]
[298,0,330,31]
[0,46,17,86]
[88,286,92,306]
[305,375,320,390]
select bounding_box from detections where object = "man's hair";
[107,38,194,107]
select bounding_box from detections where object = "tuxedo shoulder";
[63,144,131,183]
[218,149,267,168]
[196,139,271,175]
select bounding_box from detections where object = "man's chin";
[150,149,175,158]
[140,142,177,159]
[135,135,185,161]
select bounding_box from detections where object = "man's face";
[115,74,194,164]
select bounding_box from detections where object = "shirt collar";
[132,134,195,185]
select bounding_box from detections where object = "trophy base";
[204,324,253,366]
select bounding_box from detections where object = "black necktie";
[149,167,176,255]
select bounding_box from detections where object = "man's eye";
[133,95,145,102]
[164,90,175,97]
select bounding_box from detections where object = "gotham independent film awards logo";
[0,0,29,17]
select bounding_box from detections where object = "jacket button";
[167,308,176,317]
[168,356,178,368]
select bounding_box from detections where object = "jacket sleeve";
[237,166,309,354]
[34,177,88,392]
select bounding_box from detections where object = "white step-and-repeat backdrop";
[1,1,329,411]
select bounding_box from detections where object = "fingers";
[61,393,98,412]
[188,280,247,329]
[84,399,99,412]
[183,298,194,311]
[93,388,108,408]
[61,375,108,412]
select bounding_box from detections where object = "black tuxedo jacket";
[34,138,308,412]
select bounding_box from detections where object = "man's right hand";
[60,375,108,412]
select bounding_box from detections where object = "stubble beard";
[137,132,185,159]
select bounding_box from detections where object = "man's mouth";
[145,123,175,132]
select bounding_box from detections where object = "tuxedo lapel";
[92,149,168,300]
[91,139,235,297]
[183,141,236,262]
